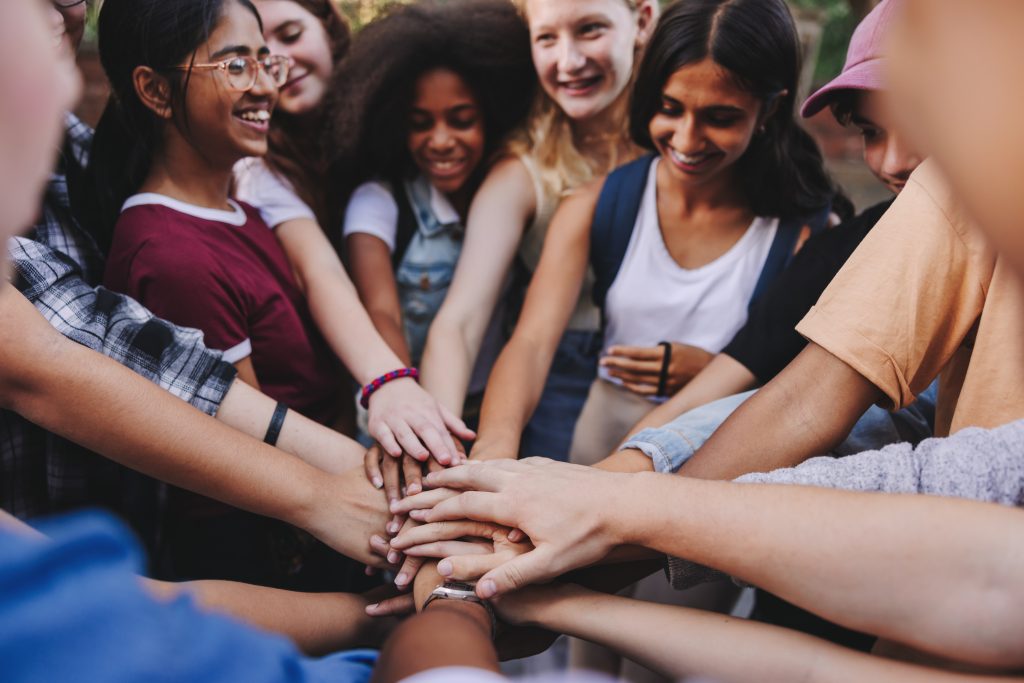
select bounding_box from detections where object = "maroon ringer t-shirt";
[104,194,342,425]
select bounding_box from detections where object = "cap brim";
[800,57,886,118]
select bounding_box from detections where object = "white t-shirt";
[342,180,460,251]
[233,157,316,229]
[399,668,619,683]
[601,158,779,391]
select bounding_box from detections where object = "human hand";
[300,468,393,569]
[391,458,632,598]
[390,520,532,583]
[599,343,713,397]
[366,377,475,464]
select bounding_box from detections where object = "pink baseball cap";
[800,0,900,118]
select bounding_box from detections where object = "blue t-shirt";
[0,511,375,683]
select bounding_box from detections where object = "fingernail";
[388,551,400,564]
[479,580,497,599]
[372,477,383,489]
[395,573,408,586]
[389,500,401,514]
[407,483,422,495]
[387,521,400,534]
[437,559,452,576]
[410,509,425,521]
[366,603,378,613]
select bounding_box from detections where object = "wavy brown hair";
[262,0,352,230]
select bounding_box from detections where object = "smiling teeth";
[239,110,270,123]
[431,160,462,170]
[670,149,709,165]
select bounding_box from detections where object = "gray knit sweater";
[666,420,1024,588]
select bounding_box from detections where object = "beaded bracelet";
[360,367,420,409]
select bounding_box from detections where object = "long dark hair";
[263,0,351,230]
[84,0,262,251]
[331,0,536,207]
[630,0,851,220]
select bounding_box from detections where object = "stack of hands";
[359,450,637,630]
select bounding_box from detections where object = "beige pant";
[567,379,741,683]
[568,378,655,466]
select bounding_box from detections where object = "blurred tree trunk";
[847,0,878,19]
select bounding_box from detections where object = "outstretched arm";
[146,579,402,657]
[500,584,1024,682]
[419,157,536,414]
[679,342,881,480]
[471,180,601,461]
[397,453,1024,669]
[282,219,470,464]
[0,284,390,565]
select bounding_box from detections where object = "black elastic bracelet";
[656,341,672,397]
[264,401,288,446]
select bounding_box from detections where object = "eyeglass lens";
[224,56,289,91]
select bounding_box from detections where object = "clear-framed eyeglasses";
[167,54,292,92]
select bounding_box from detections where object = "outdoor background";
[74,0,887,209]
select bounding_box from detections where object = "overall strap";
[748,203,832,306]
[589,153,658,314]
[391,179,418,268]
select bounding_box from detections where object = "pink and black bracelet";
[360,367,420,409]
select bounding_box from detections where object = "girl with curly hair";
[339,0,536,431]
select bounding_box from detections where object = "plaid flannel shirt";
[2,114,236,527]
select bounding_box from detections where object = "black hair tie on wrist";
[657,341,672,398]
[264,401,288,446]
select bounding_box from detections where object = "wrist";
[423,599,493,637]
[469,434,518,461]
[606,471,661,547]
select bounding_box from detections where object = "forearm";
[474,336,555,459]
[619,473,1024,667]
[420,318,476,415]
[366,308,412,368]
[305,267,407,383]
[626,354,756,438]
[217,379,364,474]
[374,587,498,683]
[147,579,391,656]
[0,287,388,560]
[680,344,880,480]
[525,586,1016,683]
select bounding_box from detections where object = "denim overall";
[394,175,463,365]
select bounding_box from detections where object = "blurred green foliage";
[789,0,858,87]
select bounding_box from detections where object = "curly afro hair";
[331,0,536,194]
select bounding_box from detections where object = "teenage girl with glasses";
[87,0,369,589]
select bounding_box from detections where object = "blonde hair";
[508,0,643,198]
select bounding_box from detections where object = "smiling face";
[1,0,81,241]
[525,0,641,123]
[174,0,279,168]
[253,0,333,115]
[406,67,485,199]
[648,57,763,190]
[846,90,923,195]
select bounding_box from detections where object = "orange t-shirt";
[796,160,1024,436]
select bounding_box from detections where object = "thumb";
[475,548,555,599]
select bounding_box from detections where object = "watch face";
[445,581,476,592]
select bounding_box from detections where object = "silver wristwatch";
[422,581,497,637]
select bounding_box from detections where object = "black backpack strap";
[748,203,832,306]
[391,179,418,268]
[589,153,658,313]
